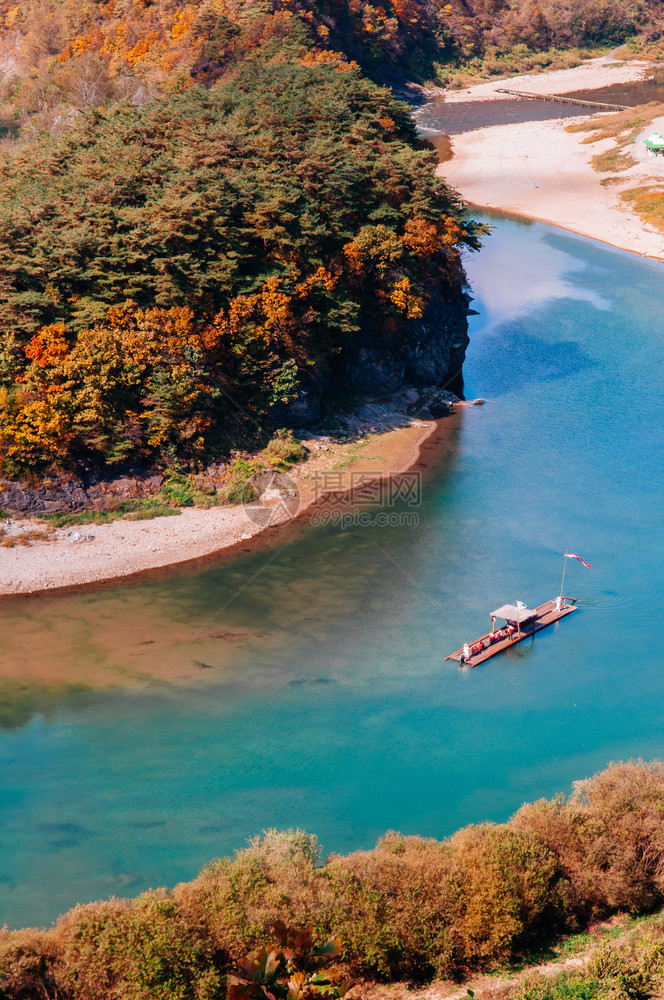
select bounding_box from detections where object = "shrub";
[8,762,664,994]
[217,459,263,506]
[0,929,61,999]
[264,430,307,468]
[324,835,458,980]
[55,893,223,1000]
[176,831,330,967]
[515,762,664,921]
[161,473,196,508]
[449,824,567,965]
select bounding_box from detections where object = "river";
[2,211,664,929]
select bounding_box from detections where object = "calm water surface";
[413,97,596,159]
[563,72,664,106]
[3,213,664,927]
[413,97,596,136]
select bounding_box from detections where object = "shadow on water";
[0,680,96,731]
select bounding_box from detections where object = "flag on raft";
[564,553,591,568]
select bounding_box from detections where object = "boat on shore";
[445,597,577,667]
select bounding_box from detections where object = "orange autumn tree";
[0,39,480,478]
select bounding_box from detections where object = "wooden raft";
[445,599,577,667]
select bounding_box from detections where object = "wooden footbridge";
[497,88,628,112]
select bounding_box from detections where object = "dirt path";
[359,914,656,1000]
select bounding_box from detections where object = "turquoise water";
[3,213,664,928]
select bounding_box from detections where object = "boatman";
[463,643,470,662]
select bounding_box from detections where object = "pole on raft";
[491,616,496,634]
[559,553,568,608]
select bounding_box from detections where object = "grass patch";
[160,471,196,508]
[264,429,307,468]
[591,149,637,171]
[219,477,258,505]
[510,926,664,1000]
[43,497,180,528]
[217,457,262,505]
[567,103,664,173]
[214,434,308,505]
[329,439,371,471]
[621,184,664,230]
[615,38,664,62]
[566,107,656,142]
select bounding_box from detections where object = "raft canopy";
[491,604,538,623]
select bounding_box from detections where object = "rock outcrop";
[0,474,164,517]
[279,284,470,427]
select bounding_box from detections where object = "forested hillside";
[0,0,654,109]
[0,5,482,481]
[0,0,658,483]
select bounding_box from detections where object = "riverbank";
[438,56,664,261]
[0,394,461,599]
[443,51,650,103]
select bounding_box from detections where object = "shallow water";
[413,97,597,137]
[562,72,664,107]
[414,97,597,161]
[413,96,597,161]
[3,212,664,928]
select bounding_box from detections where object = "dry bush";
[512,795,597,922]
[176,830,332,967]
[0,927,62,999]
[324,833,458,980]
[53,893,221,1000]
[515,762,664,922]
[448,824,566,965]
[572,761,664,911]
[0,525,53,547]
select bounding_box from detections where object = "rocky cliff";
[279,283,470,427]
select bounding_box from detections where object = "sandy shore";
[439,56,664,261]
[444,51,650,102]
[0,397,454,599]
